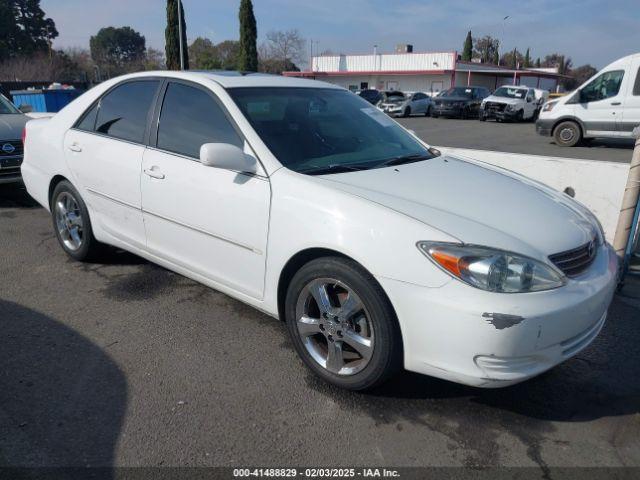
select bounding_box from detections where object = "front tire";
[51,180,105,262]
[285,257,402,391]
[403,106,411,118]
[553,120,582,147]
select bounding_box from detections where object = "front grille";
[0,140,23,157]
[484,102,507,112]
[0,166,20,177]
[549,238,598,277]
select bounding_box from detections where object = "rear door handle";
[143,167,165,179]
[68,143,82,152]
[611,102,622,106]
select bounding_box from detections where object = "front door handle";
[68,143,82,152]
[611,102,622,106]
[143,167,165,179]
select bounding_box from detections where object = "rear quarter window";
[634,67,640,96]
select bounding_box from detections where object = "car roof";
[110,70,344,90]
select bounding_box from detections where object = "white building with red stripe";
[283,50,565,95]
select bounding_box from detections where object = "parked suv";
[537,52,640,146]
[0,93,28,184]
[480,86,538,122]
[432,86,490,119]
[378,91,432,117]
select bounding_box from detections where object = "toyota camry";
[21,71,617,391]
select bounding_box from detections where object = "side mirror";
[199,143,257,173]
[19,104,33,113]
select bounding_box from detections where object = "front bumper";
[433,104,464,117]
[378,244,618,388]
[481,107,519,121]
[536,118,554,136]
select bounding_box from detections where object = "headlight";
[417,242,565,293]
[506,104,517,111]
[542,101,557,112]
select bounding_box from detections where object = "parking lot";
[397,117,635,163]
[1,171,640,473]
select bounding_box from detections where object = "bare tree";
[261,29,306,72]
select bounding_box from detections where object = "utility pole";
[178,0,184,71]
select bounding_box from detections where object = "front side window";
[580,70,624,103]
[95,80,160,143]
[633,67,640,96]
[157,82,242,158]
[0,94,21,114]
[229,87,435,175]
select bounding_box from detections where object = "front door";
[64,79,161,248]
[575,69,626,136]
[140,81,271,299]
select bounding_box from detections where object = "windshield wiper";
[377,153,433,168]
[298,164,368,175]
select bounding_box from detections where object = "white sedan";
[21,71,618,391]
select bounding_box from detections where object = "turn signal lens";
[542,101,557,112]
[417,242,565,293]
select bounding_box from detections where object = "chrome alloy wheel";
[54,192,84,251]
[295,278,374,376]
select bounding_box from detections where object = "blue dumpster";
[10,88,81,113]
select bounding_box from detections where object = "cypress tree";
[462,31,472,61]
[165,0,189,70]
[238,0,258,72]
[535,57,541,68]
[524,48,531,68]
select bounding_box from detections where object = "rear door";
[140,80,271,299]
[64,79,161,248]
[620,61,640,136]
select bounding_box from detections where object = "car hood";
[0,114,28,140]
[317,155,598,260]
[484,95,523,105]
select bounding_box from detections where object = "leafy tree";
[473,35,499,64]
[0,0,58,61]
[501,48,523,69]
[523,48,531,68]
[493,49,499,65]
[90,26,146,78]
[238,0,258,71]
[542,53,572,75]
[189,37,239,70]
[562,64,598,90]
[165,0,189,70]
[461,31,472,61]
[535,57,541,68]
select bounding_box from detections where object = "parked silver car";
[378,91,432,117]
[0,94,28,184]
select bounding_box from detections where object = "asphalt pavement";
[1,182,639,474]
[397,116,635,163]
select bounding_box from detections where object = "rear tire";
[553,120,582,147]
[51,180,106,262]
[285,257,402,391]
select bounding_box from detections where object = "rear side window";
[95,80,159,143]
[156,82,242,158]
[634,67,640,96]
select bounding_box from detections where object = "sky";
[41,0,640,69]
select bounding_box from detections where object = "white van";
[536,53,640,146]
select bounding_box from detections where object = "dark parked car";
[357,89,383,105]
[0,93,29,184]
[431,86,490,119]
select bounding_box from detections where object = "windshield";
[441,87,474,98]
[229,87,434,174]
[493,87,527,99]
[0,94,21,114]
